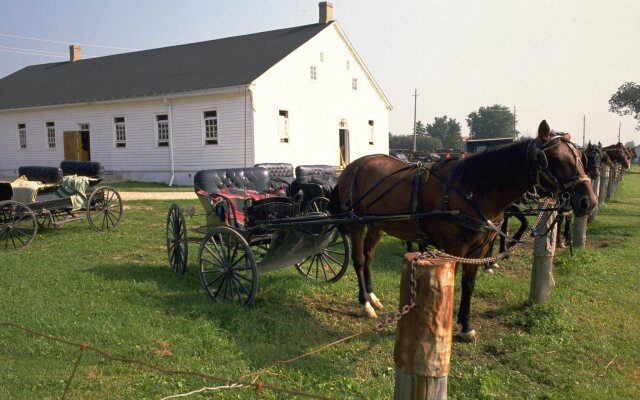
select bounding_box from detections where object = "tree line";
[391,81,640,153]
[389,104,517,152]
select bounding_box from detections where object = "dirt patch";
[586,239,611,249]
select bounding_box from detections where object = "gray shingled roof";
[0,23,330,110]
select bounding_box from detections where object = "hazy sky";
[1,0,638,145]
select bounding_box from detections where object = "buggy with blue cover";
[0,161,122,250]
[165,166,350,306]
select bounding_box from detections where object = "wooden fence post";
[394,253,455,400]
[599,165,609,206]
[529,209,557,305]
[572,214,588,249]
[587,175,600,223]
[606,167,615,200]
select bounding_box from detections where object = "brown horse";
[332,120,597,341]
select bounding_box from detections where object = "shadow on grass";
[86,262,379,376]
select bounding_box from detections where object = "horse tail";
[328,185,350,234]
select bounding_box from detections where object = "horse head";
[532,120,597,217]
[585,142,603,179]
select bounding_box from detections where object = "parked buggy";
[0,161,123,250]
[165,166,350,306]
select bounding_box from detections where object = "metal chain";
[430,198,555,265]
[374,252,427,331]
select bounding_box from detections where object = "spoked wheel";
[166,203,188,275]
[295,229,350,283]
[87,186,123,231]
[249,234,271,264]
[199,226,258,306]
[304,197,329,214]
[0,201,38,250]
[37,210,63,230]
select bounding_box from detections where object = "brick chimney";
[319,2,333,23]
[69,45,81,62]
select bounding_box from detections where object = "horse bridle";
[531,136,590,197]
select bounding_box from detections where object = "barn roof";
[0,23,330,110]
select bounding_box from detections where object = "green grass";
[1,168,639,399]
[110,181,192,192]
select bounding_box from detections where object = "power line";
[0,48,67,58]
[0,32,139,51]
[0,45,67,56]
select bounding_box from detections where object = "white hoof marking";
[363,302,378,319]
[369,293,384,309]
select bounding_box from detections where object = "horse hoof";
[457,329,477,342]
[483,265,496,274]
[369,293,384,309]
[363,302,378,319]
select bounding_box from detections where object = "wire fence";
[1,314,405,400]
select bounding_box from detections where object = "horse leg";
[484,239,498,272]
[556,215,566,248]
[350,224,377,318]
[405,240,414,252]
[499,216,509,253]
[363,227,385,310]
[513,210,529,245]
[457,264,479,342]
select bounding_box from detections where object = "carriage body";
[0,161,122,250]
[166,165,350,306]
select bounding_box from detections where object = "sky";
[1,0,638,146]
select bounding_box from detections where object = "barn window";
[346,60,350,70]
[156,114,169,147]
[310,65,317,81]
[18,123,27,149]
[114,117,126,148]
[320,52,325,62]
[352,78,358,91]
[46,122,56,148]
[203,110,218,145]
[278,110,289,143]
[368,120,375,145]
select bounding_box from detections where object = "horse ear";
[538,120,551,141]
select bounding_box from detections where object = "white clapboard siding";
[0,93,254,183]
[251,23,389,167]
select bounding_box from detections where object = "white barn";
[0,3,391,185]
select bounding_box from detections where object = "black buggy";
[165,165,350,306]
[0,161,123,250]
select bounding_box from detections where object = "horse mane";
[459,139,533,191]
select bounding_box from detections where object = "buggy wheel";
[295,229,350,283]
[0,201,38,250]
[166,203,188,275]
[37,210,63,230]
[249,234,271,264]
[304,197,329,214]
[199,226,258,306]
[87,186,123,231]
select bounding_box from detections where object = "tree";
[609,82,640,131]
[426,116,463,149]
[624,140,635,148]
[389,131,442,152]
[466,104,517,139]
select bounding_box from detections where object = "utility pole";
[513,105,517,137]
[582,115,586,147]
[618,121,621,143]
[412,88,419,152]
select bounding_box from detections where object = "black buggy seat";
[17,166,63,184]
[60,161,104,183]
[0,182,13,201]
[193,167,293,230]
[292,164,338,205]
[254,163,295,195]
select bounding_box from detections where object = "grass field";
[1,168,639,399]
[110,181,192,192]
